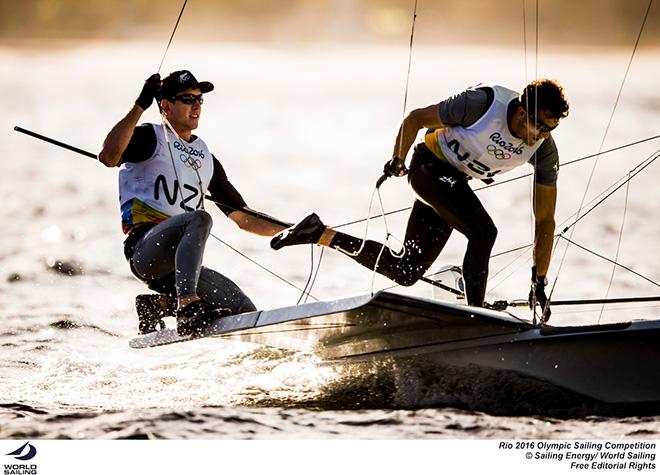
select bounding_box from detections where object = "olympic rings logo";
[179,153,202,170]
[486,144,511,160]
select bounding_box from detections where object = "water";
[1,42,659,439]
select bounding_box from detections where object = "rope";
[598,174,631,323]
[396,0,418,156]
[209,234,319,301]
[558,236,660,289]
[330,0,417,294]
[304,247,325,304]
[522,0,528,84]
[297,245,316,305]
[157,0,189,74]
[375,147,660,298]
[330,134,660,230]
[535,0,539,79]
[148,0,316,302]
[493,149,659,269]
[370,188,406,295]
[559,149,659,232]
[368,0,418,294]
[549,0,655,307]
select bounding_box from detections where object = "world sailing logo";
[4,442,37,475]
[5,443,36,462]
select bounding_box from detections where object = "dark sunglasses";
[171,93,204,105]
[526,109,558,133]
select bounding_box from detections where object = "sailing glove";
[383,156,408,178]
[136,73,162,110]
[529,266,551,322]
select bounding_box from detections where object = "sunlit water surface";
[1,42,659,438]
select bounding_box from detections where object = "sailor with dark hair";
[272,79,569,321]
[99,71,289,335]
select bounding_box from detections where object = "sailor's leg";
[329,199,452,286]
[408,163,497,306]
[131,210,212,301]
[196,266,257,314]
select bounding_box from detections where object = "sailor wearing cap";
[98,71,290,336]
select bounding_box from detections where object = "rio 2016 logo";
[488,132,524,156]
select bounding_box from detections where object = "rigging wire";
[487,245,533,292]
[369,0,418,294]
[304,247,325,304]
[522,0,528,84]
[597,3,655,321]
[521,0,540,317]
[337,134,658,299]
[371,188,406,295]
[157,0,189,74]
[209,234,319,300]
[527,0,543,321]
[485,148,660,292]
[152,0,319,302]
[329,0,417,295]
[372,130,659,303]
[329,134,660,230]
[559,149,659,232]
[473,134,660,192]
[335,186,387,258]
[557,237,660,289]
[535,0,539,79]
[371,1,656,308]
[17,1,659,309]
[497,149,659,272]
[136,101,317,300]
[521,0,535,244]
[396,0,419,158]
[549,0,655,308]
[377,148,660,297]
[297,245,316,305]
[157,0,207,212]
[155,1,205,213]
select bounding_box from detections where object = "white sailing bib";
[118,123,214,231]
[436,85,543,180]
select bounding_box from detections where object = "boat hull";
[130,291,660,409]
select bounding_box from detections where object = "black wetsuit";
[121,124,256,314]
[329,87,559,306]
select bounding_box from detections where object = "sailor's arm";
[392,87,493,161]
[229,209,290,236]
[98,73,161,168]
[392,104,445,163]
[532,183,557,276]
[98,105,146,167]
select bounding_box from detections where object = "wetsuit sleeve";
[207,155,248,216]
[530,135,559,186]
[120,123,157,163]
[438,87,493,127]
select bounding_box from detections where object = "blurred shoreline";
[1,0,658,48]
[2,37,660,53]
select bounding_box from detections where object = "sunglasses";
[526,109,558,133]
[171,93,204,105]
